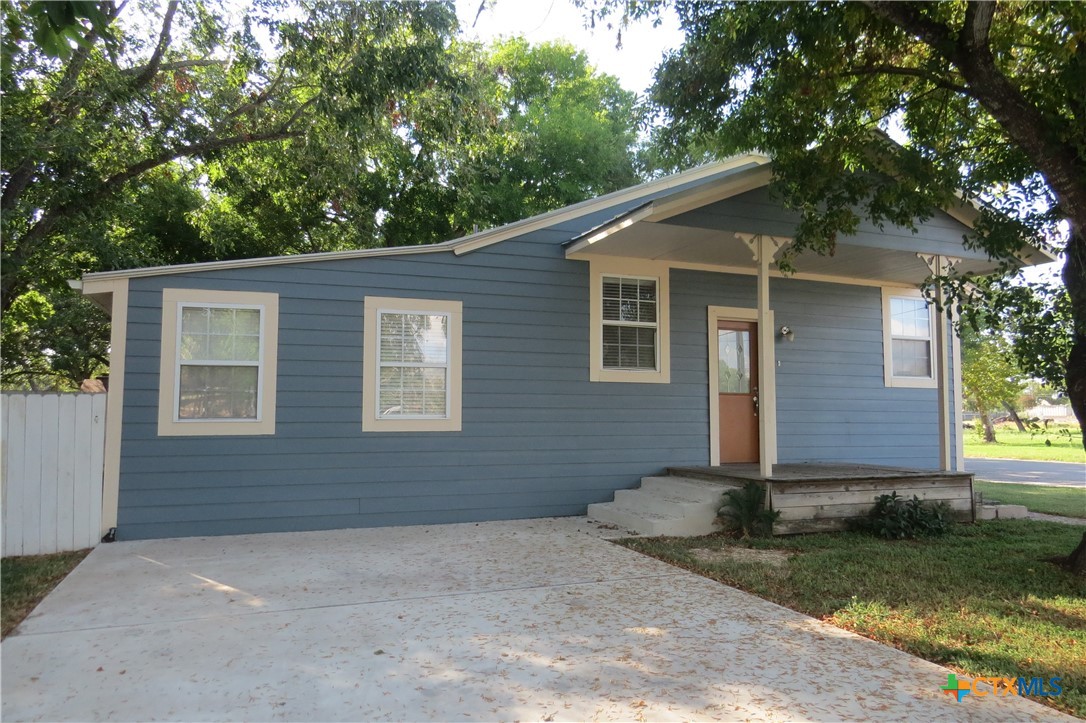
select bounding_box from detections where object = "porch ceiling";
[563,168,1055,286]
[564,214,1048,287]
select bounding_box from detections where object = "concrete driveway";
[1,518,1071,722]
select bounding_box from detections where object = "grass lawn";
[2,549,90,638]
[965,425,1084,463]
[618,521,1086,717]
[975,481,1086,519]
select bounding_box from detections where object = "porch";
[587,463,974,536]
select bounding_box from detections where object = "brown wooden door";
[717,320,759,463]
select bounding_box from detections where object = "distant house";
[79,155,1051,540]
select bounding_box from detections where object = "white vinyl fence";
[2,393,106,557]
[1024,404,1073,421]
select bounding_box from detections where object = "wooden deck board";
[669,462,973,484]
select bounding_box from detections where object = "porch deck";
[669,463,975,534]
[669,462,973,484]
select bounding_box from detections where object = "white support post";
[952,307,965,472]
[935,265,952,471]
[757,235,776,477]
[919,253,958,471]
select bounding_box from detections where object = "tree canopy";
[1,1,642,389]
[592,0,1084,437]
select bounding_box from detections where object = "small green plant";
[859,492,952,539]
[718,480,780,538]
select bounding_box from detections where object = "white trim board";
[80,278,128,536]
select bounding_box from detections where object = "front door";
[717,320,759,463]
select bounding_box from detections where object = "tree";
[1,0,463,313]
[582,0,1086,572]
[960,328,1024,442]
[2,3,643,389]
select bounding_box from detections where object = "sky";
[454,0,685,96]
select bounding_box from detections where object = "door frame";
[707,305,777,466]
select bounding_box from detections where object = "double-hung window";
[589,260,670,383]
[363,297,462,432]
[882,289,936,388]
[602,276,658,371]
[158,289,279,435]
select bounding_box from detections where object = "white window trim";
[158,288,279,436]
[589,258,670,383]
[882,288,937,389]
[362,296,463,432]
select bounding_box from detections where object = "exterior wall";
[119,253,947,539]
[118,211,696,540]
[116,188,956,540]
[672,270,943,469]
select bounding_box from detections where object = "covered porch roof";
[564,165,1054,285]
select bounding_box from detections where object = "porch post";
[936,265,951,471]
[757,235,776,477]
[923,253,960,472]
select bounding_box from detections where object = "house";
[78,155,1051,540]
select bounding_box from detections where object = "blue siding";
[670,270,942,469]
[671,186,987,260]
[115,184,953,539]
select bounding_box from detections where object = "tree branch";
[131,0,180,89]
[2,127,304,312]
[122,58,223,75]
[961,1,996,52]
[227,67,287,117]
[838,64,972,97]
[861,1,958,57]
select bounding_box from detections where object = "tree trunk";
[1064,228,1086,453]
[1002,402,1027,432]
[980,412,997,443]
[1066,531,1086,576]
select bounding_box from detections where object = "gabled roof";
[80,153,771,283]
[560,160,1054,286]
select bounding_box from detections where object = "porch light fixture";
[779,325,795,342]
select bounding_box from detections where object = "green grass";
[617,521,1086,717]
[965,425,1084,463]
[2,549,90,638]
[975,481,1086,519]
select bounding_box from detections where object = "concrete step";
[977,503,1029,521]
[639,476,740,504]
[587,501,722,537]
[613,488,721,519]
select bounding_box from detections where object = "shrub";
[859,492,952,539]
[718,480,780,538]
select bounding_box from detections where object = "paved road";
[966,457,1085,487]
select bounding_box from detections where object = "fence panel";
[1,393,106,557]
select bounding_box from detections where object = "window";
[882,289,936,388]
[158,289,279,436]
[589,259,670,383]
[602,276,658,370]
[363,297,462,432]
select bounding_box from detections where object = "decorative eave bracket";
[917,253,962,276]
[735,233,793,263]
